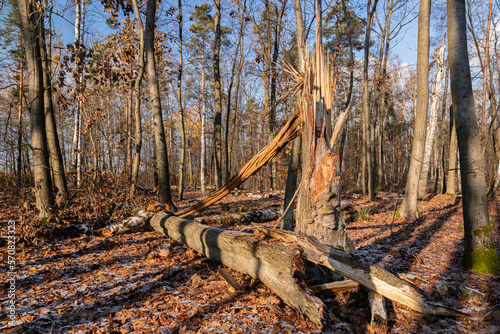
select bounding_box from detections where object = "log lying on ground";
[194,209,282,225]
[150,212,462,326]
[149,211,325,326]
[258,227,463,317]
[105,209,154,235]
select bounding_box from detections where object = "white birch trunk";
[418,37,446,197]
[72,0,85,187]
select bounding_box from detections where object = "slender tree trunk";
[362,0,379,201]
[225,0,245,184]
[418,37,446,197]
[448,0,499,273]
[447,104,458,195]
[201,48,207,195]
[146,0,175,209]
[72,0,84,188]
[130,0,145,198]
[439,63,450,194]
[481,0,493,136]
[399,0,430,219]
[17,30,23,183]
[39,13,68,203]
[282,0,306,230]
[177,0,186,200]
[268,2,286,190]
[213,0,223,188]
[17,0,53,217]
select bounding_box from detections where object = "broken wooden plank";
[149,211,325,327]
[310,279,359,293]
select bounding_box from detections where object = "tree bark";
[18,0,53,217]
[213,0,223,189]
[399,0,430,219]
[130,0,145,198]
[447,0,499,273]
[146,0,176,209]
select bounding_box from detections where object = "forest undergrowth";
[1,180,499,333]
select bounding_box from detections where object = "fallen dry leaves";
[0,188,499,333]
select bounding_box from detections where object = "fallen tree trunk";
[259,227,463,317]
[149,212,325,326]
[150,212,462,327]
[194,209,282,225]
[104,209,154,235]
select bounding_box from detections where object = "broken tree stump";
[149,212,325,326]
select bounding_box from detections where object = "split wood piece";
[255,227,464,317]
[369,291,387,323]
[105,209,154,235]
[218,267,244,291]
[176,107,302,218]
[149,212,325,326]
[194,209,283,225]
[309,279,359,293]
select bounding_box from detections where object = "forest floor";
[1,184,500,333]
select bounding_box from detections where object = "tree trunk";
[148,212,461,324]
[362,0,378,201]
[213,0,223,189]
[17,0,53,217]
[39,13,67,204]
[200,48,207,195]
[130,0,145,198]
[418,37,446,198]
[438,63,450,194]
[225,0,245,184]
[177,0,186,200]
[145,0,175,209]
[294,49,353,251]
[17,30,23,183]
[150,212,325,326]
[399,0,430,219]
[448,0,499,273]
[447,104,458,195]
[268,3,286,191]
[285,2,326,234]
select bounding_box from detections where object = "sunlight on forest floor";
[0,189,499,333]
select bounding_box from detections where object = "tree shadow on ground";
[383,205,459,274]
